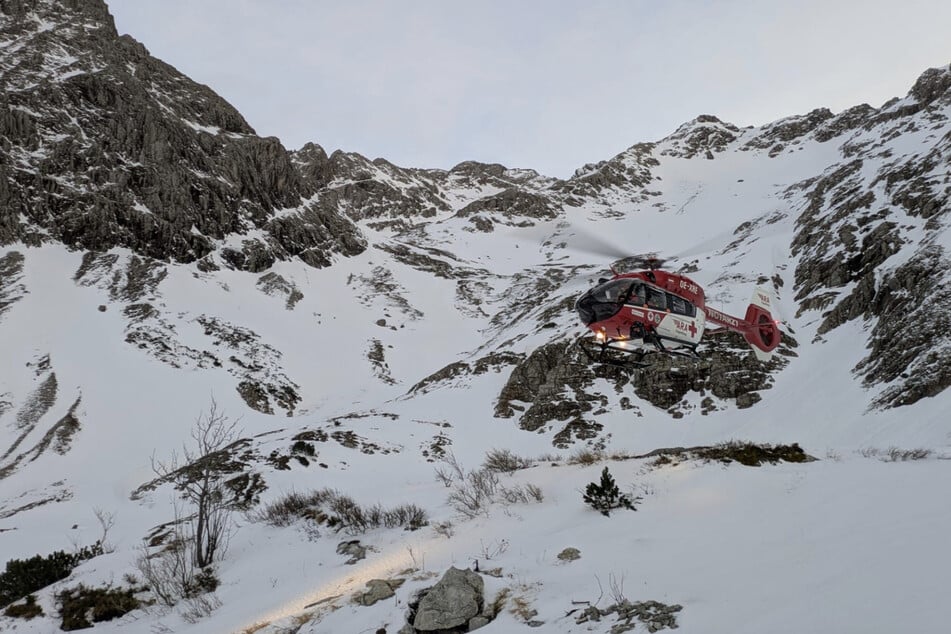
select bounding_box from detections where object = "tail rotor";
[743,287,781,361]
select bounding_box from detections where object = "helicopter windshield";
[591,279,634,304]
[575,279,634,325]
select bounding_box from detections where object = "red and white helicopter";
[574,255,781,367]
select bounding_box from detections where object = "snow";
[184,120,224,135]
[1,76,951,634]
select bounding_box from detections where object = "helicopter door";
[654,307,705,344]
[651,291,703,344]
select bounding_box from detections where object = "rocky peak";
[449,160,508,181]
[909,63,951,107]
[291,142,332,190]
[0,0,364,270]
[557,142,658,204]
[441,160,555,197]
[2,0,113,25]
[658,115,740,159]
[742,108,834,153]
[869,63,951,126]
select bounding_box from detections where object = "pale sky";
[106,1,950,178]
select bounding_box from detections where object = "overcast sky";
[106,1,950,178]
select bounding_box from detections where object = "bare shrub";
[251,488,427,534]
[568,447,603,466]
[135,502,222,608]
[535,452,562,464]
[860,446,932,462]
[479,538,509,560]
[497,486,526,505]
[93,508,116,554]
[135,517,192,608]
[608,572,627,605]
[483,448,533,473]
[885,447,931,462]
[383,504,429,531]
[248,490,332,527]
[180,592,222,624]
[447,468,499,518]
[447,452,544,517]
[326,494,367,533]
[498,483,544,505]
[152,399,240,569]
[525,483,543,502]
[433,451,466,487]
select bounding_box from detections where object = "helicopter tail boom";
[705,286,781,361]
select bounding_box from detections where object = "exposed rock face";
[290,149,560,228]
[494,331,795,443]
[456,188,557,222]
[556,143,659,206]
[659,115,740,159]
[494,340,607,445]
[910,66,951,106]
[742,108,834,155]
[257,272,303,310]
[629,331,796,416]
[0,0,364,270]
[788,64,951,407]
[0,250,26,319]
[856,247,951,408]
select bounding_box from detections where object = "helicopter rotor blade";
[544,226,632,262]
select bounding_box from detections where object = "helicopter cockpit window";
[592,280,634,304]
[667,293,695,317]
[646,287,666,310]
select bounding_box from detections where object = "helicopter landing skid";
[575,336,652,369]
[575,335,699,369]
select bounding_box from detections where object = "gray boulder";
[354,578,405,607]
[336,539,367,564]
[413,567,484,632]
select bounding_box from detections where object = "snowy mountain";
[1,2,950,633]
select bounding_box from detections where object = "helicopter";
[574,255,781,368]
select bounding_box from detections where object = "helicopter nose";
[575,291,596,325]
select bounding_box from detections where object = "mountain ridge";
[1,2,950,633]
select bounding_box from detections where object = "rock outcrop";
[0,0,364,270]
[401,567,490,633]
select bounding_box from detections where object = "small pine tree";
[583,467,638,516]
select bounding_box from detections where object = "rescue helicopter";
[574,254,781,368]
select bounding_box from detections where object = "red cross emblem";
[688,321,697,337]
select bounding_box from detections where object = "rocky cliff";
[0,0,364,271]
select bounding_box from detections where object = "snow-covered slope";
[1,3,950,633]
